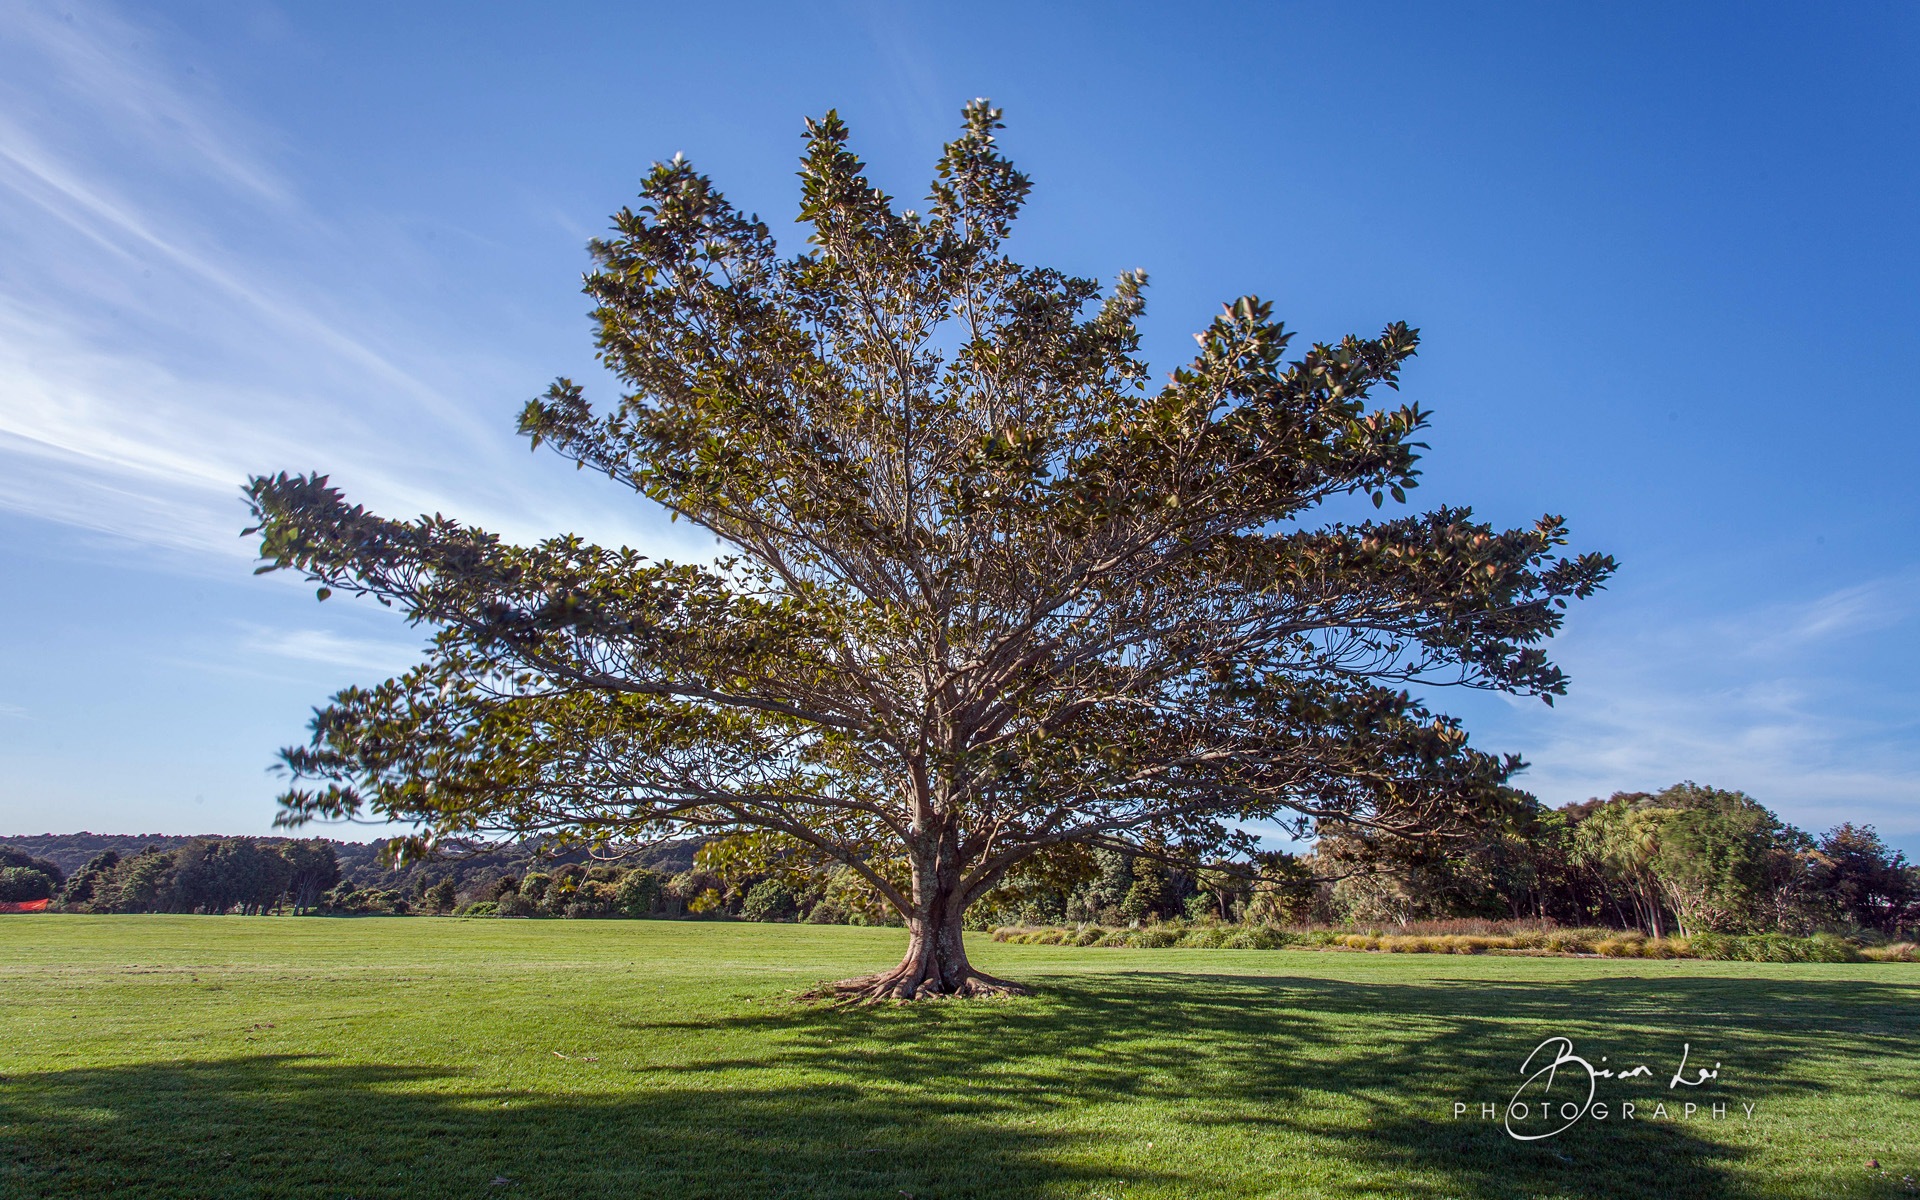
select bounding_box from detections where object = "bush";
[494,893,537,918]
[1688,932,1863,963]
[1180,927,1232,948]
[564,880,621,918]
[0,867,55,903]
[668,869,727,915]
[1804,932,1861,963]
[616,869,664,917]
[540,866,586,915]
[424,878,458,915]
[806,901,848,924]
[460,901,499,917]
[1863,942,1918,962]
[988,918,1892,963]
[993,923,1303,950]
[987,921,1893,962]
[319,886,408,915]
[741,880,799,922]
[1184,893,1219,922]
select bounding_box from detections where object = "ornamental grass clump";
[1686,931,1863,963]
[991,923,1887,962]
[1862,942,1918,962]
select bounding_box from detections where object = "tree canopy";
[246,101,1613,999]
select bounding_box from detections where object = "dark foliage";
[0,866,56,903]
[0,844,65,887]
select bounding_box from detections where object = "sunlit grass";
[2,916,1915,1198]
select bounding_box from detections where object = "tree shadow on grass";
[643,968,1918,1198]
[2,970,1912,1199]
[0,1054,1135,1200]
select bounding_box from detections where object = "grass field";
[1,917,1915,1199]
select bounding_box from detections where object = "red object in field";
[0,899,49,913]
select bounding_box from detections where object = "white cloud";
[0,2,710,571]
[237,624,424,677]
[1482,572,1920,837]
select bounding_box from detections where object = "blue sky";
[1,2,1916,851]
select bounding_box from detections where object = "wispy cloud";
[0,2,707,569]
[1482,572,1920,837]
[237,625,424,677]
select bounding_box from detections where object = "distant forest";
[1,832,698,889]
[2,782,1914,939]
[0,833,701,917]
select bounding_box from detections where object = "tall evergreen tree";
[248,102,1612,998]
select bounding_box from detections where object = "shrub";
[1804,932,1862,963]
[805,901,848,924]
[1180,927,1232,948]
[461,901,499,917]
[1184,893,1220,922]
[987,921,1885,963]
[540,866,586,915]
[0,867,55,903]
[616,869,664,917]
[1863,942,1918,962]
[668,869,727,915]
[563,880,621,918]
[740,880,799,922]
[494,893,537,918]
[319,886,407,915]
[424,877,458,915]
[1224,927,1291,950]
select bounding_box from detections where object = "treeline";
[53,839,343,915]
[372,860,903,923]
[1,833,702,916]
[331,837,697,903]
[1329,783,1916,938]
[10,784,1911,938]
[972,783,1918,940]
[0,846,66,904]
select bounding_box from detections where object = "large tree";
[247,102,1613,999]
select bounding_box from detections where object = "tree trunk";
[813,862,1026,1003]
[1639,881,1665,939]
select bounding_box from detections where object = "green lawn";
[1,918,1915,1199]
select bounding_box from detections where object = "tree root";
[802,965,1030,1005]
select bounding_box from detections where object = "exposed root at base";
[802,967,1030,1005]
